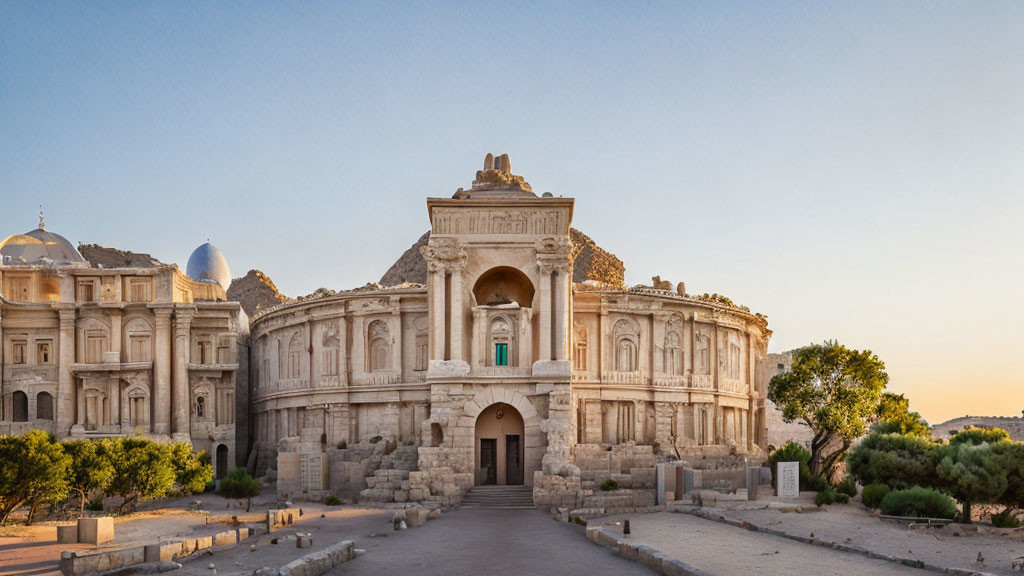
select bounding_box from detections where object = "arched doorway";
[474,402,525,486]
[216,444,229,479]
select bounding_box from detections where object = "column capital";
[420,238,467,272]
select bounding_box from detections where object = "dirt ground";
[718,499,1024,576]
[592,511,926,576]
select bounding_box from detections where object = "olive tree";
[0,431,70,524]
[63,439,115,516]
[769,341,889,479]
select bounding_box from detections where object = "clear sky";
[2,2,1022,424]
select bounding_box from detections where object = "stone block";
[637,546,665,572]
[611,473,632,489]
[406,505,426,527]
[213,530,237,547]
[78,517,114,544]
[57,525,78,544]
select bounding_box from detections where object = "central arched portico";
[459,386,543,487]
[475,402,525,485]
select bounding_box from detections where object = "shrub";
[219,469,262,512]
[599,478,619,491]
[834,492,850,505]
[879,487,957,519]
[769,441,811,486]
[85,496,105,512]
[846,432,940,490]
[991,510,1021,528]
[323,495,341,506]
[815,487,836,507]
[835,476,857,498]
[861,483,890,509]
[936,442,1010,522]
[948,426,1010,447]
[170,444,214,496]
[805,475,829,493]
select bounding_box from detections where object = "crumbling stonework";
[77,243,166,268]
[227,269,288,317]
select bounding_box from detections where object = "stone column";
[518,308,532,368]
[391,305,403,380]
[56,305,76,434]
[152,307,173,435]
[338,315,348,385]
[172,306,195,439]
[598,309,608,379]
[471,308,485,369]
[431,270,446,361]
[108,309,122,362]
[449,266,464,361]
[538,267,552,362]
[553,269,568,362]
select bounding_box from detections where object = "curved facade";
[250,156,772,507]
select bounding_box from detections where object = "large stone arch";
[459,387,543,487]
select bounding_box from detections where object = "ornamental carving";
[431,208,565,236]
[420,237,467,272]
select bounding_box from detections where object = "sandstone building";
[0,220,247,477]
[249,155,773,507]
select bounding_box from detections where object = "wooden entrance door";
[480,438,497,485]
[506,434,523,485]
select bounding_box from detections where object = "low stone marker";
[655,463,666,505]
[406,505,426,527]
[77,517,114,545]
[776,461,799,498]
[745,466,761,501]
[57,525,78,544]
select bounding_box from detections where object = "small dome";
[186,243,231,290]
[0,227,86,266]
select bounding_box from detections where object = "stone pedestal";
[78,517,114,544]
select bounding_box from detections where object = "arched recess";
[460,387,542,487]
[215,444,229,479]
[36,391,54,420]
[474,403,525,486]
[12,391,28,422]
[472,266,535,307]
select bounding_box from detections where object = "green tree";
[937,441,1009,523]
[0,431,71,524]
[63,439,115,517]
[871,392,931,437]
[846,432,940,490]
[169,443,213,495]
[948,426,1010,447]
[105,437,176,514]
[768,341,889,479]
[218,468,262,512]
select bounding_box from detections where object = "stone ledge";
[584,527,712,576]
[277,539,356,576]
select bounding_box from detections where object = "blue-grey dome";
[186,243,231,290]
[0,227,86,266]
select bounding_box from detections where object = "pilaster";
[152,306,173,435]
[172,305,195,439]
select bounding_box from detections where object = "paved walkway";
[330,509,650,576]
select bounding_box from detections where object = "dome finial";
[38,205,45,230]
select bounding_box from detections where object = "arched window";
[194,395,206,419]
[322,326,340,377]
[127,389,148,427]
[613,319,639,372]
[36,391,53,420]
[287,332,303,378]
[728,343,742,379]
[695,333,710,375]
[665,331,682,375]
[573,322,588,371]
[488,316,515,367]
[124,318,153,363]
[367,320,391,372]
[12,391,28,422]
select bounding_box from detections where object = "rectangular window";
[86,333,107,363]
[129,336,151,362]
[129,280,151,302]
[37,341,52,364]
[12,341,27,364]
[495,343,508,366]
[78,282,95,302]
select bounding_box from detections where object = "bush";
[85,495,105,512]
[599,478,619,491]
[769,441,812,487]
[835,476,857,497]
[991,510,1021,528]
[218,469,262,512]
[805,474,829,493]
[323,495,341,506]
[879,487,957,519]
[846,432,940,490]
[815,487,836,507]
[104,437,177,514]
[948,426,1010,447]
[861,483,890,509]
[834,492,850,504]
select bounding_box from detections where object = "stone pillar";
[471,308,485,369]
[392,306,403,380]
[56,305,76,434]
[152,307,172,435]
[338,315,348,384]
[598,309,608,379]
[538,268,552,362]
[108,309,122,362]
[431,270,446,361]
[518,308,532,368]
[553,269,568,362]
[172,306,195,439]
[449,267,463,361]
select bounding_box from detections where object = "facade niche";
[12,390,28,422]
[613,319,639,372]
[36,391,53,420]
[284,332,303,379]
[322,326,340,376]
[487,316,516,367]
[573,322,587,371]
[665,330,682,375]
[695,332,710,375]
[367,319,391,372]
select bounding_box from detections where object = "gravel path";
[593,511,926,576]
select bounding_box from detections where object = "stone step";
[461,486,535,509]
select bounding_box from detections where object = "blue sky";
[2,2,1022,423]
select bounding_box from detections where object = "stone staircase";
[461,485,535,510]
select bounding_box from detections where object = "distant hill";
[78,244,166,269]
[227,270,288,317]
